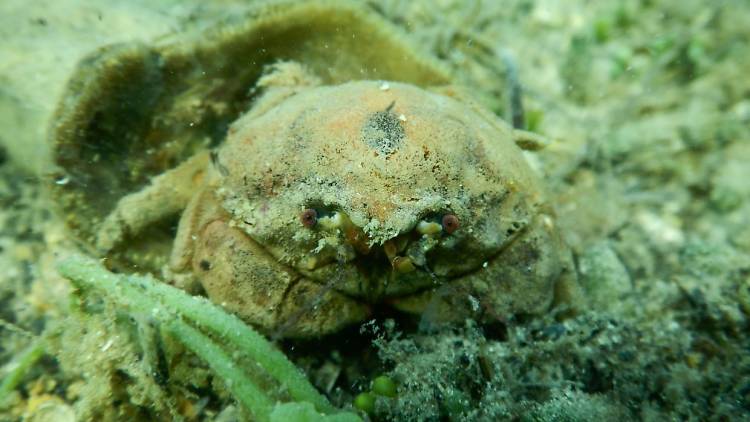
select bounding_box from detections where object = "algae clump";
[57,254,361,421]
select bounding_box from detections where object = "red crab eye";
[441,213,460,234]
[300,208,318,228]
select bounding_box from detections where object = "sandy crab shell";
[161,78,578,336]
[47,0,577,337]
[49,0,450,272]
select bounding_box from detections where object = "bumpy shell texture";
[50,0,449,270]
[217,81,546,301]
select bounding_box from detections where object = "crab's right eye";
[441,213,460,234]
[300,208,318,228]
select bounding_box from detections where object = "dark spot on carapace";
[361,101,405,156]
[199,260,211,271]
[422,145,431,160]
[506,221,523,236]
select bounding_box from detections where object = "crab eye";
[300,208,318,228]
[441,213,460,234]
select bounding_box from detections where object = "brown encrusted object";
[49,0,451,272]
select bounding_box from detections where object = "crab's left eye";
[441,213,460,234]
[416,212,461,235]
[300,208,318,228]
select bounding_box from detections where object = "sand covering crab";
[50,1,577,337]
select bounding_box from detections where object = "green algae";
[0,339,45,408]
[57,254,361,421]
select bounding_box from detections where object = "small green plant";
[58,254,360,422]
[371,375,397,398]
[0,338,45,407]
[353,392,376,414]
[353,374,398,415]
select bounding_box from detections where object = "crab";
[89,62,578,338]
[48,1,577,337]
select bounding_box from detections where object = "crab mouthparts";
[383,236,416,273]
[340,222,417,274]
[313,210,440,280]
[344,226,427,278]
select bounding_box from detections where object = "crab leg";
[95,151,210,253]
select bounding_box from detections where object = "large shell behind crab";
[49,0,451,271]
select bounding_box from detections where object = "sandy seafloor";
[1,0,749,420]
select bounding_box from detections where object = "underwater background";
[1,0,749,420]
